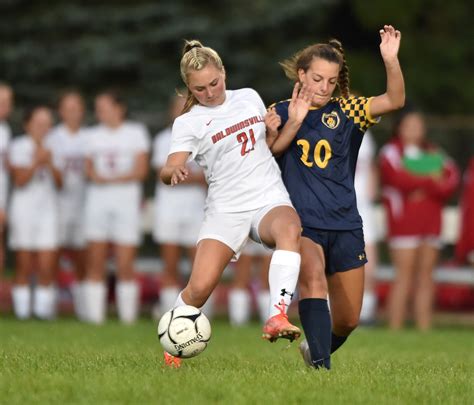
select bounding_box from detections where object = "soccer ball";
[157,305,211,358]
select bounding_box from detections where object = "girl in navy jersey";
[160,40,303,367]
[268,25,405,369]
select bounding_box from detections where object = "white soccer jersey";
[0,121,11,210]
[48,124,89,218]
[355,130,376,206]
[8,134,59,249]
[152,126,206,219]
[169,88,288,213]
[85,121,150,182]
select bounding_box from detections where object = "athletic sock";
[71,281,85,321]
[331,333,348,353]
[159,286,181,316]
[173,291,187,307]
[257,289,270,323]
[83,281,107,324]
[228,288,251,326]
[33,285,56,320]
[299,298,331,369]
[360,291,377,324]
[116,280,139,324]
[12,285,31,320]
[268,250,300,317]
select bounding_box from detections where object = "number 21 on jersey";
[297,138,332,169]
[237,129,256,156]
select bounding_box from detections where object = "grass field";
[0,317,472,404]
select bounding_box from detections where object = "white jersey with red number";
[48,124,89,219]
[169,88,288,213]
[0,121,11,210]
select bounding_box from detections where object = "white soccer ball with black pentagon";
[157,305,211,358]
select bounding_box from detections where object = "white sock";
[33,285,56,320]
[228,288,251,326]
[71,282,85,321]
[201,293,215,320]
[116,281,139,324]
[257,289,270,323]
[268,250,301,318]
[173,291,187,307]
[12,285,31,320]
[360,291,377,323]
[83,281,107,324]
[160,286,181,315]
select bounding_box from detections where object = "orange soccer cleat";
[262,300,301,343]
[163,351,181,368]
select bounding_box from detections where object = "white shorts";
[58,218,86,249]
[84,185,142,246]
[198,199,294,261]
[9,207,58,250]
[358,202,378,244]
[153,209,203,247]
[389,235,442,250]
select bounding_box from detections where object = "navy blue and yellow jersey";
[274,96,379,230]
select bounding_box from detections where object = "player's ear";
[297,68,306,84]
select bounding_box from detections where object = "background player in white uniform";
[229,240,271,326]
[151,93,207,319]
[83,91,150,324]
[9,106,62,320]
[0,83,13,277]
[354,130,379,324]
[49,91,89,320]
[161,41,302,368]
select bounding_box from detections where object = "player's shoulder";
[333,96,379,131]
[232,87,261,100]
[122,120,149,135]
[10,135,31,151]
[269,99,290,110]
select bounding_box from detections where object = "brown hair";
[179,40,224,114]
[280,39,350,99]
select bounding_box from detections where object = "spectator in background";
[9,106,62,319]
[354,129,380,325]
[83,91,150,324]
[0,83,13,277]
[229,240,271,326]
[151,93,207,320]
[380,108,460,330]
[49,91,89,320]
[455,156,474,266]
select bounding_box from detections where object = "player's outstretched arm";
[160,151,191,186]
[369,25,405,118]
[270,82,314,156]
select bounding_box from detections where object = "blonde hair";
[280,39,350,99]
[179,40,224,114]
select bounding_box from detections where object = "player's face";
[298,58,340,108]
[398,113,426,145]
[95,95,125,128]
[26,108,53,140]
[187,65,226,107]
[59,94,85,129]
[0,87,13,120]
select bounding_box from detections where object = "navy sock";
[331,333,348,354]
[298,298,331,369]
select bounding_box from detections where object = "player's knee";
[334,316,360,336]
[298,268,327,298]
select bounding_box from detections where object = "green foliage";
[0,0,473,125]
[0,318,473,404]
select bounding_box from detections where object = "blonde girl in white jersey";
[83,91,150,324]
[49,91,89,320]
[161,40,302,366]
[0,83,13,278]
[9,106,62,320]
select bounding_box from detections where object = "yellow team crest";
[322,111,340,129]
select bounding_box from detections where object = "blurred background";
[1,0,473,325]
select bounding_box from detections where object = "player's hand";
[35,147,51,165]
[170,165,189,186]
[379,25,401,62]
[288,82,314,124]
[265,107,281,134]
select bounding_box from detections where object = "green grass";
[0,317,473,404]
